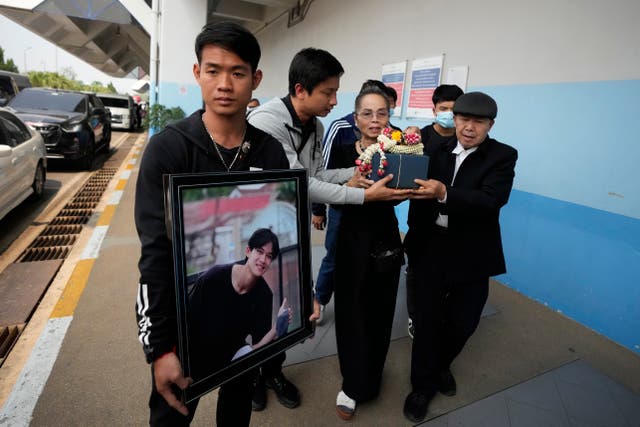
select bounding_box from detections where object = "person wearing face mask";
[404,84,464,339]
[407,84,464,155]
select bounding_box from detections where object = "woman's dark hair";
[195,21,261,72]
[288,48,344,95]
[360,79,397,104]
[354,85,390,112]
[432,84,464,106]
[248,228,280,258]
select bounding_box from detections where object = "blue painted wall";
[499,190,640,353]
[157,81,202,117]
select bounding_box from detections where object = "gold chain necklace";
[201,114,246,172]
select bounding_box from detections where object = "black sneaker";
[438,369,457,396]
[403,390,435,423]
[265,373,300,408]
[252,373,267,411]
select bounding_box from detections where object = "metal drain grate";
[29,235,77,247]
[16,167,118,263]
[40,225,84,236]
[0,324,25,365]
[19,246,70,262]
[49,216,90,226]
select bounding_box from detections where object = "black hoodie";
[134,109,289,362]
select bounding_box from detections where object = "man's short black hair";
[384,86,398,104]
[248,228,280,257]
[432,84,464,106]
[288,48,344,96]
[195,21,261,72]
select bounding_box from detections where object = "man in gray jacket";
[248,47,410,413]
[249,48,407,206]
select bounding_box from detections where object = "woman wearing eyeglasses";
[327,85,406,420]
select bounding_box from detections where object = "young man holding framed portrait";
[134,21,291,426]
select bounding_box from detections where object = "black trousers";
[409,243,489,392]
[148,366,253,427]
[405,265,417,320]
[334,229,401,402]
[258,350,286,378]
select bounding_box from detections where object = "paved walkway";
[1,137,639,426]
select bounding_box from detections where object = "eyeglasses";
[356,109,389,120]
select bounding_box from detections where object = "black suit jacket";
[405,136,518,282]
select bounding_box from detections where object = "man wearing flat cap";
[402,92,518,422]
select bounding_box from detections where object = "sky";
[0,14,137,94]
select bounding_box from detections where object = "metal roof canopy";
[0,0,313,80]
[0,0,151,78]
[206,0,313,32]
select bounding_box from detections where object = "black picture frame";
[164,169,312,403]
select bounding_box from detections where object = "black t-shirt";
[281,95,317,148]
[420,124,456,156]
[187,262,273,380]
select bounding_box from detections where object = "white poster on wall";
[381,61,407,117]
[406,55,443,119]
[446,66,469,92]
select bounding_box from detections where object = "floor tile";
[444,393,510,427]
[504,371,565,415]
[605,378,640,426]
[506,398,570,427]
[555,376,628,427]
[421,414,449,426]
[553,360,613,391]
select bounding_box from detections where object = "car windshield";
[100,97,129,108]
[10,90,85,113]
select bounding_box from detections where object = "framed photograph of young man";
[164,169,313,403]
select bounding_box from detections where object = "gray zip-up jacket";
[248,97,364,205]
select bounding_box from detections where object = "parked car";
[0,107,46,221]
[98,93,139,131]
[0,70,32,106]
[8,88,111,170]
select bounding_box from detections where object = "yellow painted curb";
[51,259,95,318]
[97,205,117,226]
[115,179,128,191]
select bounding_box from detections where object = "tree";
[143,104,186,131]
[26,70,117,94]
[0,46,19,72]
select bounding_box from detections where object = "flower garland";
[356,127,424,176]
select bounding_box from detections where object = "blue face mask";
[434,111,454,128]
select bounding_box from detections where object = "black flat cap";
[453,92,497,119]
